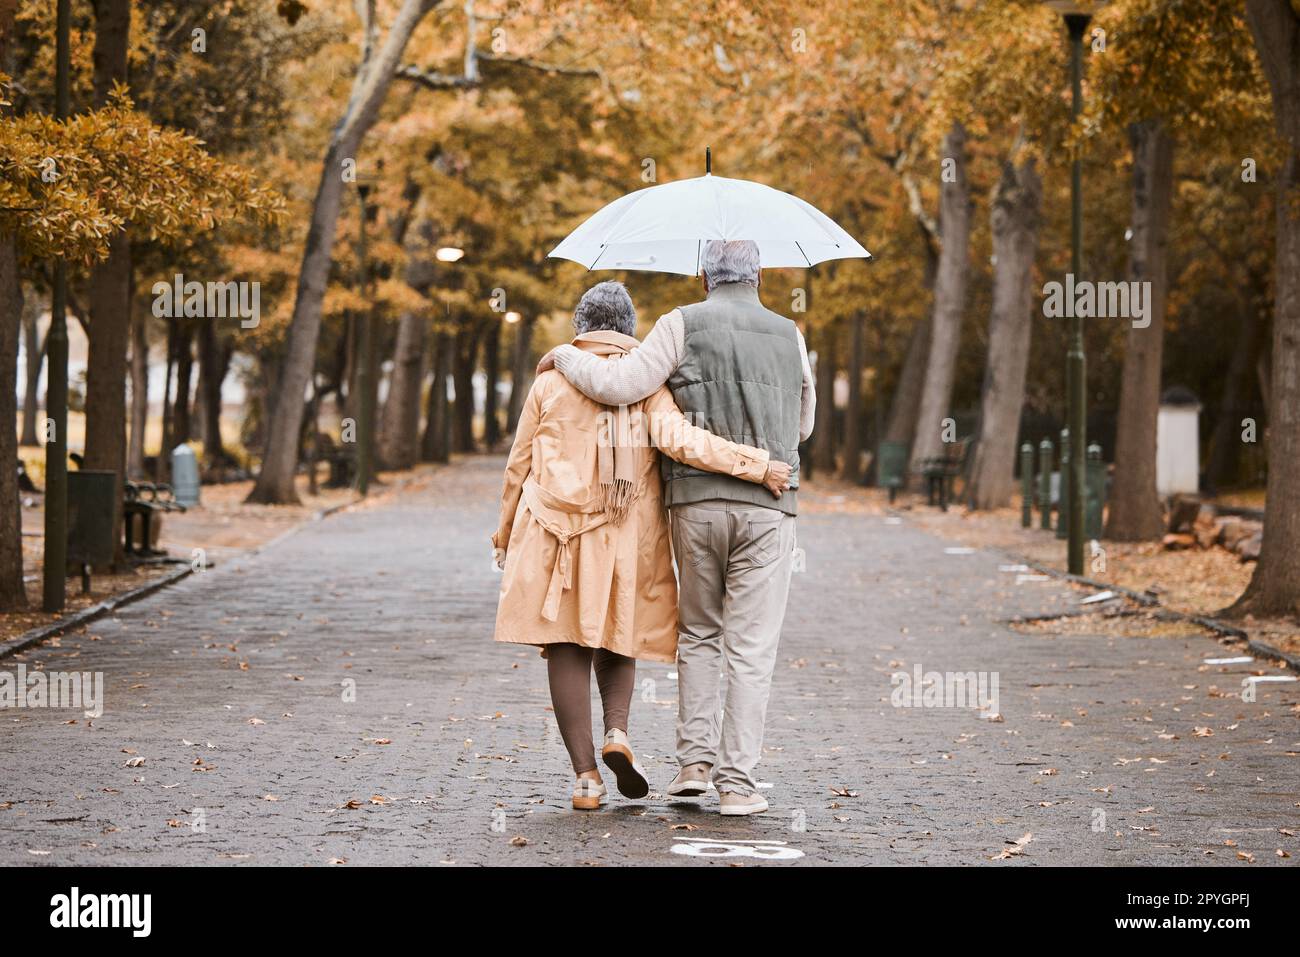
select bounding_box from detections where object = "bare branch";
[394,64,476,90]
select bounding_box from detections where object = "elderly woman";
[492,281,790,810]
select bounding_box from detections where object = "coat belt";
[521,478,609,622]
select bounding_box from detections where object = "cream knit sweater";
[552,308,817,442]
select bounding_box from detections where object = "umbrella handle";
[705,146,711,175]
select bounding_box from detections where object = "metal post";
[1020,443,1034,527]
[1064,12,1091,574]
[1038,438,1053,530]
[43,0,71,612]
[1056,427,1070,540]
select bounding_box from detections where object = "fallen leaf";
[992,833,1033,860]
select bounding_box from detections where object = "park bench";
[915,436,973,511]
[322,447,356,488]
[312,434,356,489]
[124,481,187,558]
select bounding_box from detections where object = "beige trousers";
[669,500,796,795]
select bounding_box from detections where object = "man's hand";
[761,460,792,498]
[536,347,561,374]
[492,547,506,571]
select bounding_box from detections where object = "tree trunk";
[451,321,480,453]
[1106,120,1174,541]
[909,121,973,478]
[248,0,439,505]
[0,0,22,608]
[82,0,131,567]
[0,235,27,610]
[483,318,501,450]
[811,322,836,479]
[127,305,148,477]
[1231,0,1300,616]
[884,315,931,453]
[377,311,426,469]
[196,319,231,466]
[20,297,42,447]
[421,330,452,463]
[171,322,194,446]
[839,312,866,482]
[968,158,1042,509]
[1206,302,1265,491]
[156,320,177,484]
[507,316,533,432]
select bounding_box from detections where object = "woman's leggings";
[546,644,636,774]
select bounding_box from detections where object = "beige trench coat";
[491,331,771,663]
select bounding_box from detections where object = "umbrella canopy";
[548,173,872,276]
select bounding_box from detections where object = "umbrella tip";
[705,146,711,175]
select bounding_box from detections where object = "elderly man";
[540,240,814,815]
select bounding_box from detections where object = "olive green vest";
[661,282,803,515]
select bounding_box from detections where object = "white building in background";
[1156,387,1201,496]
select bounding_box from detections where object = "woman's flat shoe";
[572,777,607,810]
[601,729,650,799]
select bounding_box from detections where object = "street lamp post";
[354,180,376,496]
[43,0,71,612]
[1045,1,1104,576]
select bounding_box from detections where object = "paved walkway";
[1,457,1296,866]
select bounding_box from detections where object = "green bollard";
[1020,443,1034,527]
[1086,442,1105,540]
[1056,428,1070,540]
[1038,438,1053,530]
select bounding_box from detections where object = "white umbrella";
[548,171,872,277]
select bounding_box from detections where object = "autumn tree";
[1095,0,1265,540]
[1230,0,1300,616]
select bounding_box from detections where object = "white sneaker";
[572,777,607,810]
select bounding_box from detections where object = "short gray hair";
[701,239,760,287]
[572,280,636,336]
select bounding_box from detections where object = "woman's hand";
[492,547,506,570]
[762,460,792,498]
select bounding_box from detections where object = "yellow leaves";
[0,88,283,262]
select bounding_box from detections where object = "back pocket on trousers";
[744,518,784,568]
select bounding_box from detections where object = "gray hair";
[572,280,636,336]
[701,239,760,287]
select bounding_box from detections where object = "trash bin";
[876,441,907,503]
[172,444,201,507]
[67,469,117,578]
